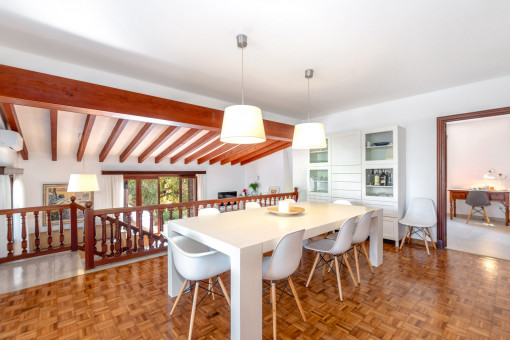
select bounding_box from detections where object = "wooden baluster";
[47,210,53,249]
[178,207,183,219]
[21,212,27,253]
[6,214,13,257]
[126,213,132,254]
[148,209,154,250]
[101,215,107,256]
[84,201,95,270]
[115,213,121,256]
[108,218,115,256]
[70,196,78,251]
[138,211,144,251]
[59,209,64,246]
[158,210,163,234]
[82,210,86,245]
[34,211,40,251]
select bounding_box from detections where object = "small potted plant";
[249,182,259,195]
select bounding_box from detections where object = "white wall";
[294,74,510,213]
[447,115,510,218]
[243,149,293,196]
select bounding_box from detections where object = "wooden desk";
[164,202,383,340]
[448,189,509,226]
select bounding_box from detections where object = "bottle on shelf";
[388,171,393,186]
[368,170,374,186]
[380,170,386,186]
[374,170,380,186]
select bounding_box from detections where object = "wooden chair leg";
[421,228,430,255]
[400,226,410,250]
[334,256,343,301]
[408,227,414,244]
[271,281,277,340]
[426,228,437,249]
[188,281,200,340]
[306,253,320,287]
[482,207,491,225]
[209,278,215,300]
[361,242,374,273]
[342,253,358,287]
[466,207,474,224]
[217,276,231,307]
[353,244,361,284]
[288,277,306,322]
[170,279,188,316]
[322,254,329,277]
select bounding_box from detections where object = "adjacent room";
[0,1,510,339]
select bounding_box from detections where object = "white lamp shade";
[220,105,266,144]
[292,122,327,149]
[483,169,496,179]
[67,174,99,192]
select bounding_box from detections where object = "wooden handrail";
[0,204,72,215]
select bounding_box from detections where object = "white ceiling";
[1,1,510,119]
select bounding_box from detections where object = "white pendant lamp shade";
[220,105,266,144]
[67,174,99,192]
[292,122,327,149]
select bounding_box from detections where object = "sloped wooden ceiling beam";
[50,109,58,161]
[138,126,179,163]
[170,131,219,164]
[209,144,253,165]
[77,115,96,162]
[99,119,128,162]
[0,65,294,141]
[197,144,239,165]
[184,138,224,164]
[119,122,154,162]
[0,103,28,160]
[231,140,287,165]
[155,129,200,163]
[220,140,276,165]
[240,142,292,165]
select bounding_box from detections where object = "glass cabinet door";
[309,140,329,165]
[308,168,329,194]
[365,168,394,198]
[365,130,393,162]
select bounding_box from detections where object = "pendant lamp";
[67,134,99,193]
[292,69,327,149]
[220,34,266,144]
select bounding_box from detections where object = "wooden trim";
[197,143,238,164]
[0,166,23,175]
[119,122,154,162]
[155,128,200,163]
[0,65,294,140]
[77,114,96,162]
[209,144,252,165]
[184,138,223,164]
[103,170,206,175]
[231,141,286,165]
[436,105,510,249]
[0,103,28,160]
[220,140,276,165]
[138,126,179,163]
[99,119,128,162]
[170,131,219,164]
[240,142,292,165]
[50,109,58,161]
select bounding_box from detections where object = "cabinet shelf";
[366,185,393,188]
[365,145,393,149]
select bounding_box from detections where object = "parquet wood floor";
[1,242,510,339]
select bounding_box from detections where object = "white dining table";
[163,201,383,340]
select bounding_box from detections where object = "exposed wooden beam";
[0,65,294,140]
[197,144,239,165]
[232,141,287,165]
[119,122,155,162]
[50,109,58,161]
[102,170,206,175]
[138,126,179,163]
[99,119,128,162]
[155,129,200,163]
[184,139,224,164]
[209,144,253,165]
[240,142,292,165]
[77,114,96,162]
[0,103,28,160]
[220,140,276,165]
[170,131,219,164]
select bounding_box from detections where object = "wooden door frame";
[436,106,510,248]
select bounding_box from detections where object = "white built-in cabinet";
[304,126,406,246]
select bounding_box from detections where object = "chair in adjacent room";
[168,235,231,340]
[246,201,261,209]
[399,197,437,255]
[465,190,491,225]
[263,229,306,340]
[332,199,352,205]
[198,207,220,216]
[304,216,358,301]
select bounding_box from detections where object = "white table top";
[166,202,378,255]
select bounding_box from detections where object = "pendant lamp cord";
[241,46,245,105]
[307,77,310,123]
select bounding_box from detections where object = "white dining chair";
[399,198,437,255]
[262,229,306,340]
[168,235,231,340]
[333,199,352,205]
[304,216,358,301]
[198,207,220,216]
[246,201,261,209]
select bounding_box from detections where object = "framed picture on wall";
[268,186,280,194]
[42,184,94,226]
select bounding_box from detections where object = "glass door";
[309,139,330,165]
[364,130,393,162]
[364,167,394,199]
[307,167,331,196]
